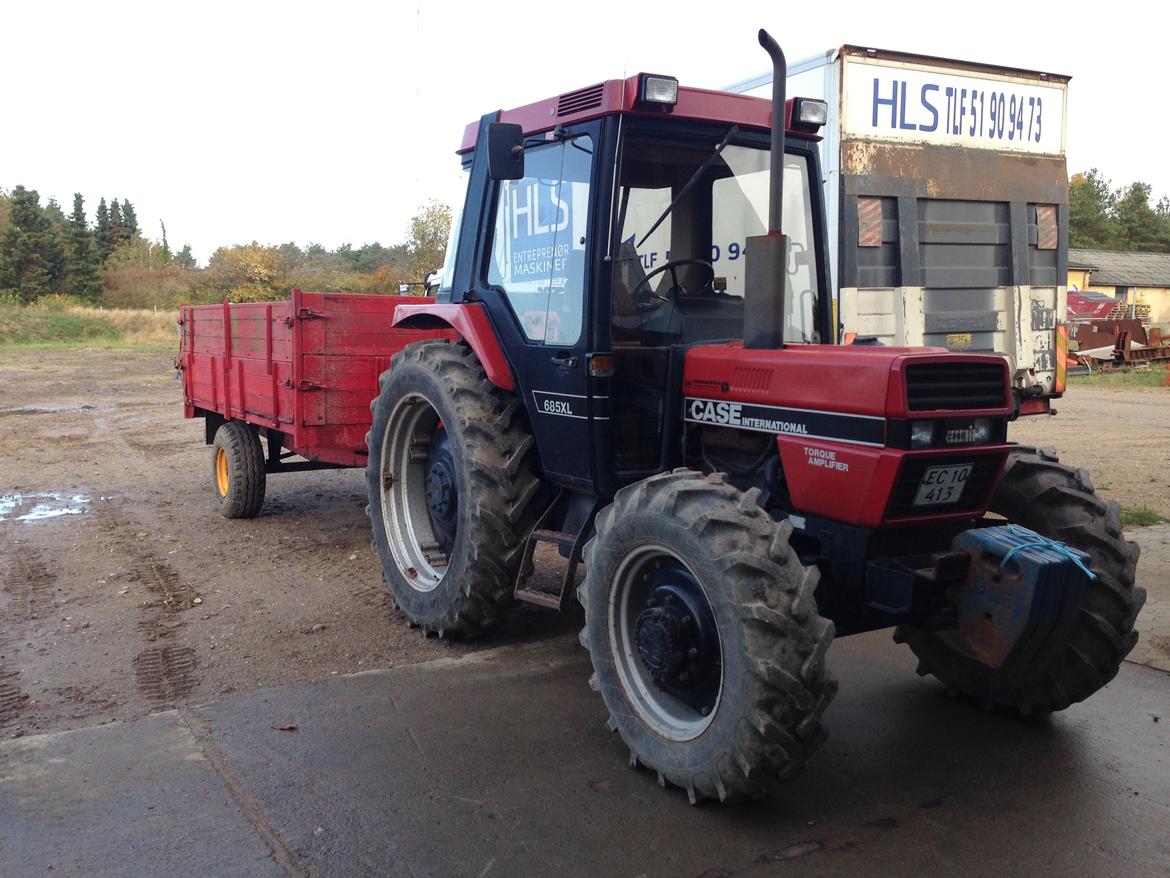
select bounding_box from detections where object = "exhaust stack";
[743,28,789,350]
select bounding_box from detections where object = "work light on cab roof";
[792,97,829,131]
[637,74,679,109]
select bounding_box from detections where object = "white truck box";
[727,46,1070,408]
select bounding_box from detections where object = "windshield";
[611,131,820,343]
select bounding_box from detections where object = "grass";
[0,302,178,349]
[1120,506,1166,528]
[1068,367,1170,390]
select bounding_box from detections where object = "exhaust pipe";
[743,28,789,350]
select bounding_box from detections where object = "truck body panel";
[179,289,453,466]
[726,46,1070,403]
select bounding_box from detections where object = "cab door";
[477,131,597,487]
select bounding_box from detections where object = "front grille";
[885,453,1002,520]
[905,362,1006,411]
[558,83,605,116]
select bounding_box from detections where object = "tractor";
[363,31,1144,803]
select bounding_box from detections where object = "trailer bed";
[179,289,452,466]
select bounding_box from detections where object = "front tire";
[365,341,541,637]
[899,446,1145,714]
[578,470,837,803]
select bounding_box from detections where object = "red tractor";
[185,31,1144,804]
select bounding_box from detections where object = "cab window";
[487,135,593,346]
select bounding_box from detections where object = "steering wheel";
[631,259,715,307]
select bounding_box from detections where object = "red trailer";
[178,288,452,516]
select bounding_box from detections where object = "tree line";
[0,186,194,303]
[0,185,450,308]
[1069,170,1170,252]
[8,167,1157,307]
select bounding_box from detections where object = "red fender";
[392,302,514,391]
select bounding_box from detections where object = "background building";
[1068,248,1170,325]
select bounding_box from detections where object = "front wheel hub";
[635,600,692,682]
[634,578,720,715]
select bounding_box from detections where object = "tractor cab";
[423,74,832,494]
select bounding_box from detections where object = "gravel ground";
[1,348,1165,738]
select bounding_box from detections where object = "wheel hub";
[423,431,457,552]
[632,577,720,713]
[634,601,692,682]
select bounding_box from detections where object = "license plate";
[913,464,973,506]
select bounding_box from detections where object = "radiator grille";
[905,362,1006,411]
[885,454,1002,520]
[558,84,605,116]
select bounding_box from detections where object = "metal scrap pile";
[1069,321,1170,370]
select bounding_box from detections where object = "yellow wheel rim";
[215,447,230,497]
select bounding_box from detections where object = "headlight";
[910,420,936,448]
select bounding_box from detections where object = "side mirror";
[486,122,524,180]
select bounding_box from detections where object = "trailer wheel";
[366,340,540,637]
[210,421,266,519]
[578,470,837,803]
[898,446,1145,714]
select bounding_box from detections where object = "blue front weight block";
[951,524,1092,670]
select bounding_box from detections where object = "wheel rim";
[608,543,723,742]
[215,447,229,497]
[379,393,451,592]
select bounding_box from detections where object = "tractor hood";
[682,342,1012,423]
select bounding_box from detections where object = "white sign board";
[841,56,1066,155]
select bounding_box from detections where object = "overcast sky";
[3,1,1164,265]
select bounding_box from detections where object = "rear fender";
[392,302,514,391]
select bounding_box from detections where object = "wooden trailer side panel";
[180,300,297,431]
[296,291,456,464]
[180,291,455,468]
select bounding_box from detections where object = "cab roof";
[459,74,818,153]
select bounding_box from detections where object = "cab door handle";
[550,353,578,369]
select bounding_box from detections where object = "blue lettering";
[898,81,917,130]
[919,84,939,132]
[957,88,967,135]
[872,77,898,129]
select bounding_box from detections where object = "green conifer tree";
[173,244,196,270]
[94,198,114,262]
[122,200,139,239]
[66,194,103,300]
[109,199,125,248]
[0,186,57,301]
[158,220,172,265]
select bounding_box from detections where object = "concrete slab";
[0,710,284,878]
[196,632,1170,878]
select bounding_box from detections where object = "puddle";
[0,493,91,522]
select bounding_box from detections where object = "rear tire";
[365,340,541,637]
[578,469,837,803]
[899,446,1145,714]
[210,421,266,519]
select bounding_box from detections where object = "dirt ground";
[1,348,1167,739]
